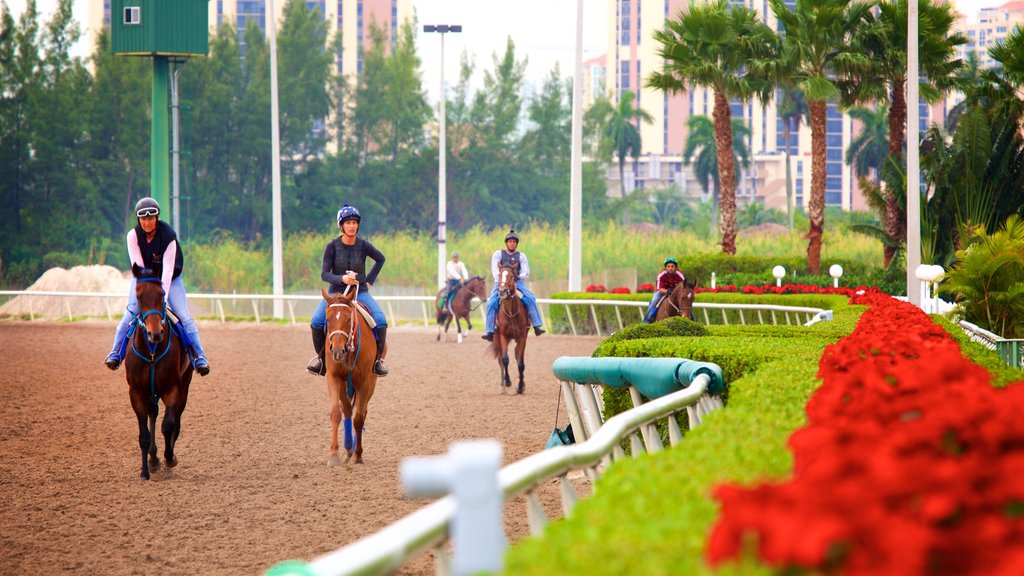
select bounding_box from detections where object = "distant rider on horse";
[481,229,545,341]
[643,257,687,323]
[443,252,470,307]
[103,197,210,375]
[306,204,389,377]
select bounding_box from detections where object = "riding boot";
[187,330,211,376]
[373,326,389,376]
[104,314,132,370]
[306,326,326,376]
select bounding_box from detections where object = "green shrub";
[603,316,709,344]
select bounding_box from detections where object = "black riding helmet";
[505,229,519,243]
[135,197,160,218]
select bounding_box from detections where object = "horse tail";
[486,338,501,359]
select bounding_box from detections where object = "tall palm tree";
[682,115,752,237]
[851,0,966,268]
[604,90,653,198]
[769,0,874,274]
[648,0,776,255]
[845,105,889,180]
[777,87,808,230]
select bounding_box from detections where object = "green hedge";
[503,303,1014,575]
[504,304,862,575]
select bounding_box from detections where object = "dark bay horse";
[655,279,697,322]
[436,276,487,343]
[125,267,193,480]
[489,265,530,394]
[322,288,379,466]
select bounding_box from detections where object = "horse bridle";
[327,286,360,370]
[497,269,522,319]
[130,277,171,407]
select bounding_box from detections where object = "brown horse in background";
[436,276,487,343]
[489,265,530,394]
[322,288,379,466]
[655,279,697,322]
[125,267,194,480]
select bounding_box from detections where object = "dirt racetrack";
[0,320,602,575]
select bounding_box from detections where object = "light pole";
[269,0,284,318]
[568,0,583,292]
[424,24,463,290]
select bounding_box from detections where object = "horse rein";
[130,277,172,407]
[327,284,360,368]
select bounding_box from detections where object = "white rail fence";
[266,357,725,576]
[958,319,1024,369]
[0,290,825,333]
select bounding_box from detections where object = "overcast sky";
[5,0,1008,104]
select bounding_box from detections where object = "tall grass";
[184,223,883,296]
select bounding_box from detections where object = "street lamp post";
[424,24,462,290]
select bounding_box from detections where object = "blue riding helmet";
[664,257,678,267]
[505,229,519,243]
[135,197,160,218]
[337,204,361,224]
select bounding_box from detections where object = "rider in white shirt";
[445,252,470,303]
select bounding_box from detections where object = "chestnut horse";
[125,267,194,480]
[655,279,697,322]
[322,288,380,466]
[436,275,487,343]
[489,265,530,394]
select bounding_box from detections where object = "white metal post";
[438,32,447,291]
[568,0,584,292]
[402,440,505,576]
[269,0,284,318]
[906,0,922,307]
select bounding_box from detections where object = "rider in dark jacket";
[306,204,389,377]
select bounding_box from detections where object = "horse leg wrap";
[343,418,354,451]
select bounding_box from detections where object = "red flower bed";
[636,283,656,293]
[707,290,1024,575]
[608,286,631,294]
[584,284,606,293]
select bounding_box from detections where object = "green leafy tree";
[777,87,808,230]
[845,105,889,179]
[85,27,149,239]
[851,0,966,267]
[768,0,874,273]
[943,215,1024,338]
[681,115,751,237]
[648,0,775,254]
[603,90,652,201]
[277,0,333,169]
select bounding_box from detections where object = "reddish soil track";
[0,321,600,575]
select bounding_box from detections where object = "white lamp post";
[915,264,945,313]
[829,264,844,288]
[772,265,786,288]
[424,24,463,290]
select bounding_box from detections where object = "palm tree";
[682,115,752,237]
[648,0,775,255]
[777,87,808,230]
[851,0,966,268]
[604,90,653,199]
[945,51,983,132]
[845,105,889,180]
[769,0,874,274]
